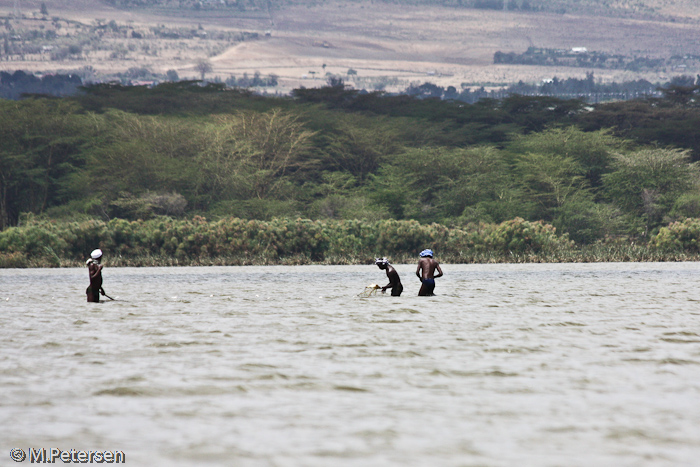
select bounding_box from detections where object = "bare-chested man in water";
[375,257,403,296]
[415,249,443,296]
[86,249,106,303]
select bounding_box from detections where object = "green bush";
[477,217,574,254]
[0,215,584,265]
[649,218,700,252]
[0,252,28,268]
[670,194,700,220]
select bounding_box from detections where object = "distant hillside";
[95,0,700,21]
[2,0,699,94]
[3,0,698,21]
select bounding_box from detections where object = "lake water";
[1,263,699,466]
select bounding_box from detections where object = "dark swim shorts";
[421,278,436,295]
[86,286,100,303]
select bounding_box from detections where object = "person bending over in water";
[375,257,403,296]
[416,249,443,296]
[86,249,106,303]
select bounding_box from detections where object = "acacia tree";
[321,115,401,182]
[603,148,700,235]
[195,59,213,82]
[73,109,204,213]
[504,126,635,242]
[515,151,591,217]
[373,145,521,223]
[507,127,627,189]
[198,108,316,201]
[0,99,89,229]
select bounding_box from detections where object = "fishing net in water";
[357,284,381,298]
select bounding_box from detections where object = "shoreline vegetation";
[4,83,700,265]
[2,216,700,268]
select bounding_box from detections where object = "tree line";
[493,48,693,73]
[4,68,693,106]
[400,74,674,103]
[0,70,82,100]
[2,80,700,253]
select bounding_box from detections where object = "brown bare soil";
[2,0,700,92]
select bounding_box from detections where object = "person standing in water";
[416,249,443,296]
[375,257,403,296]
[86,249,106,303]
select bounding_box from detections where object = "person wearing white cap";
[375,257,403,296]
[86,249,106,302]
[416,249,443,296]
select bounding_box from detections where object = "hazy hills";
[25,0,700,21]
[1,0,700,92]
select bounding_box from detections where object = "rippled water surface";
[2,263,700,466]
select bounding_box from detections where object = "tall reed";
[2,216,700,267]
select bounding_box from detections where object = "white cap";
[90,249,103,259]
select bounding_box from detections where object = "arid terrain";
[2,0,700,92]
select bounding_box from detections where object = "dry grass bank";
[1,1,700,92]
